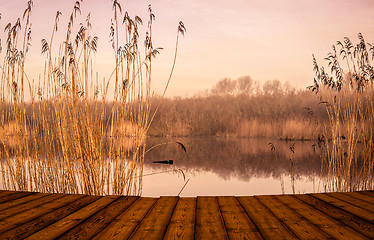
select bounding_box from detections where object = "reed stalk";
[310,33,374,191]
[0,1,184,196]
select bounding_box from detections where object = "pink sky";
[1,0,374,97]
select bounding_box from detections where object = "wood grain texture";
[0,192,48,212]
[0,194,81,234]
[256,195,331,240]
[0,190,369,240]
[0,195,99,239]
[218,196,263,240]
[276,194,369,240]
[343,192,374,205]
[129,196,178,240]
[93,197,157,240]
[327,192,374,213]
[295,194,374,239]
[0,191,36,204]
[0,193,62,220]
[195,196,229,240]
[311,193,374,222]
[238,196,298,240]
[164,197,196,240]
[25,195,120,240]
[59,196,138,239]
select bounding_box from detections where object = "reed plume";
[309,33,374,191]
[0,1,184,196]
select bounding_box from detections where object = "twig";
[178,178,190,196]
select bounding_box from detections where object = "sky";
[1,0,374,97]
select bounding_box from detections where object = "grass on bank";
[310,33,374,192]
[0,0,185,195]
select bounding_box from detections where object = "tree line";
[148,76,327,139]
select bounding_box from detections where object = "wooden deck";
[0,190,372,239]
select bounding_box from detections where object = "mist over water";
[141,137,322,196]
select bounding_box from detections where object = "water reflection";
[0,137,324,196]
[142,137,323,196]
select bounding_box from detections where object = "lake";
[0,136,324,196]
[141,137,323,196]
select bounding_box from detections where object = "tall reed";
[0,1,185,195]
[310,33,374,191]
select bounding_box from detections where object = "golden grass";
[110,120,146,151]
[0,120,28,149]
[0,0,185,196]
[310,34,374,192]
[316,87,374,191]
[236,118,319,140]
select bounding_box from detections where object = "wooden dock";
[0,190,372,239]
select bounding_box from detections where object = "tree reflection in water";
[142,137,322,196]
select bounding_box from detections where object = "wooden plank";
[0,190,368,240]
[0,190,20,199]
[237,196,297,239]
[58,196,138,239]
[0,194,81,234]
[25,195,120,240]
[0,192,49,212]
[295,194,374,239]
[255,195,331,239]
[345,192,374,205]
[0,193,63,220]
[311,193,374,222]
[0,191,36,204]
[218,196,263,240]
[195,196,228,240]
[0,195,99,239]
[328,192,374,213]
[362,191,374,197]
[164,197,196,240]
[0,190,19,195]
[129,196,178,239]
[275,195,368,240]
[93,197,157,240]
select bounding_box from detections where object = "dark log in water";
[153,160,174,165]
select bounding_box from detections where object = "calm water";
[142,137,323,196]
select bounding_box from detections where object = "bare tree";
[211,78,237,95]
[263,79,283,95]
[237,75,253,95]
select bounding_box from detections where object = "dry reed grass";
[147,89,326,138]
[0,0,185,195]
[236,118,319,140]
[110,120,146,151]
[0,120,28,149]
[310,33,374,191]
